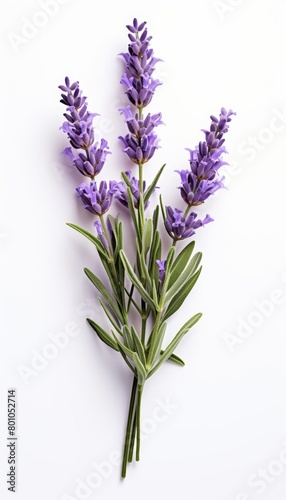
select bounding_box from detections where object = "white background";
[1,0,286,499]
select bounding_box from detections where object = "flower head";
[186,108,236,182]
[164,206,213,241]
[176,108,235,210]
[59,77,111,178]
[76,180,117,216]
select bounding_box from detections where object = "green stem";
[136,385,144,461]
[139,162,144,195]
[184,205,191,218]
[121,376,138,478]
[128,410,137,462]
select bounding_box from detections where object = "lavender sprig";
[56,18,236,481]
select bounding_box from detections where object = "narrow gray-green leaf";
[168,241,195,289]
[132,352,147,385]
[148,313,202,377]
[162,351,185,366]
[122,325,135,351]
[67,223,107,258]
[142,218,153,256]
[126,187,140,242]
[152,205,160,234]
[164,252,202,304]
[120,250,155,310]
[112,332,135,375]
[163,267,202,320]
[84,268,124,324]
[146,321,167,369]
[114,342,136,374]
[130,326,146,364]
[144,164,166,204]
[159,194,166,220]
[86,318,119,351]
[98,298,122,335]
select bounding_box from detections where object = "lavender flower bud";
[156,260,166,286]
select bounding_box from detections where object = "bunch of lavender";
[58,18,235,478]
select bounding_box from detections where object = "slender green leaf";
[132,352,147,385]
[99,257,121,303]
[144,164,166,204]
[146,321,167,369]
[120,250,155,310]
[142,218,153,256]
[122,325,135,351]
[165,246,176,274]
[159,194,166,220]
[148,313,202,377]
[168,241,195,289]
[112,332,134,358]
[135,238,152,288]
[162,351,185,366]
[130,326,146,364]
[148,230,161,279]
[84,268,124,323]
[152,205,160,234]
[115,345,136,374]
[164,252,202,304]
[163,267,202,320]
[126,187,140,242]
[86,318,119,351]
[67,223,107,258]
[121,171,133,190]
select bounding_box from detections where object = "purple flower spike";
[76,180,117,216]
[186,108,235,181]
[119,21,162,167]
[59,77,111,178]
[165,206,213,241]
[176,108,235,210]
